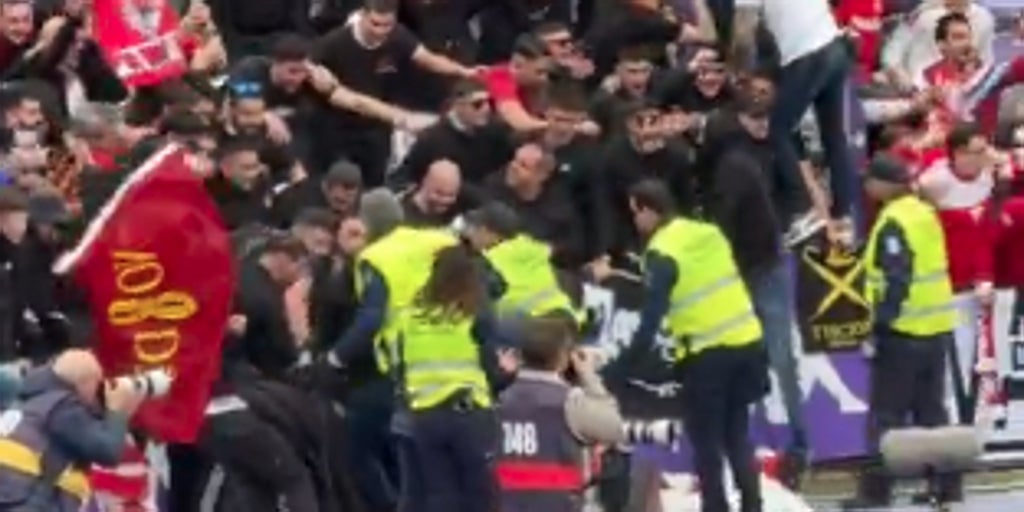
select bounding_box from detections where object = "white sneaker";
[783,211,827,248]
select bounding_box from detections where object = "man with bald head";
[0,349,146,511]
[401,158,471,227]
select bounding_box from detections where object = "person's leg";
[397,435,425,512]
[343,383,399,511]
[723,350,761,512]
[451,408,499,512]
[810,40,857,221]
[703,0,735,52]
[914,334,964,502]
[681,352,730,512]
[748,258,806,449]
[851,335,918,506]
[770,51,829,224]
[413,409,462,512]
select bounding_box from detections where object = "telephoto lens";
[622,419,683,446]
[111,369,173,398]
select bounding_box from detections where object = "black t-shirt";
[312,22,420,127]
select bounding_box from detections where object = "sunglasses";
[228,81,263,99]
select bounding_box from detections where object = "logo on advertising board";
[795,241,871,354]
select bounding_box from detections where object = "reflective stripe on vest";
[502,287,562,316]
[496,461,584,491]
[0,438,90,501]
[668,274,742,315]
[357,227,458,371]
[866,269,957,321]
[647,218,762,361]
[399,311,492,410]
[486,236,575,318]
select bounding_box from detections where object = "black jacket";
[0,231,67,362]
[483,171,588,269]
[600,135,698,255]
[224,261,298,381]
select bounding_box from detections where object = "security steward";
[394,244,499,512]
[0,349,146,512]
[844,156,963,510]
[626,179,767,512]
[462,203,577,321]
[329,188,459,511]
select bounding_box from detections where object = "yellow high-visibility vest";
[397,308,492,410]
[864,195,957,336]
[484,235,576,319]
[646,218,762,362]
[356,227,458,371]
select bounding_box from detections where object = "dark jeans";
[770,37,856,219]
[399,405,498,512]
[748,257,807,448]
[344,379,400,511]
[859,331,962,501]
[680,344,767,512]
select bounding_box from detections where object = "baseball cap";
[865,155,911,185]
[324,159,364,188]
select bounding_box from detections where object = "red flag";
[92,0,187,87]
[55,144,235,443]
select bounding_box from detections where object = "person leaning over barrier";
[393,243,505,512]
[0,349,146,512]
[461,202,581,324]
[626,178,768,512]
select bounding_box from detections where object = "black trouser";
[858,331,962,502]
[398,398,497,512]
[343,378,400,512]
[679,344,767,512]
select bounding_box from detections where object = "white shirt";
[757,0,841,65]
[882,4,996,80]
[917,158,993,210]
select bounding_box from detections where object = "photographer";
[496,314,624,512]
[0,349,145,512]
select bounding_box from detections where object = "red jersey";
[833,0,883,82]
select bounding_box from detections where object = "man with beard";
[399,158,469,227]
[272,159,364,228]
[206,136,272,230]
[230,34,424,173]
[221,80,304,186]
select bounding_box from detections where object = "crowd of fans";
[0,0,1022,510]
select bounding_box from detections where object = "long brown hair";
[415,244,486,321]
